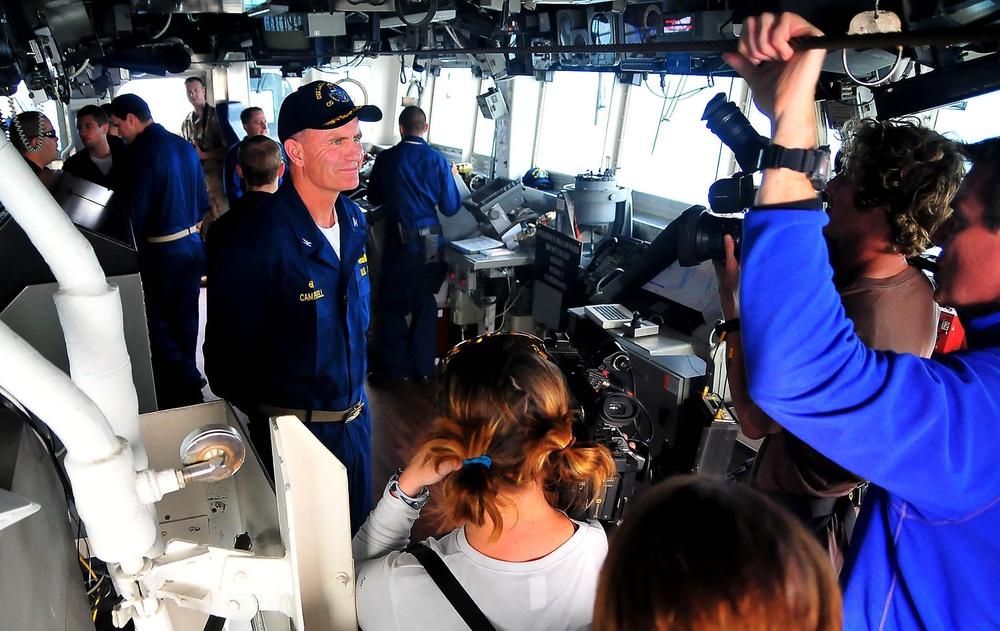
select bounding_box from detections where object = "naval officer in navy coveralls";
[205,81,382,534]
[110,94,209,409]
[366,106,463,383]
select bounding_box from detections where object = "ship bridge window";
[534,70,615,176]
[116,77,190,135]
[428,67,480,159]
[473,87,497,160]
[617,75,738,210]
[929,89,1000,143]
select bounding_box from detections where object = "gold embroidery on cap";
[325,106,361,127]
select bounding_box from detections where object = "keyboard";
[584,303,633,329]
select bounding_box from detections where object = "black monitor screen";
[462,177,523,222]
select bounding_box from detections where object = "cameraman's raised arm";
[723,13,825,204]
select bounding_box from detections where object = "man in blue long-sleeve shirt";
[367,106,463,384]
[724,13,1000,629]
[110,93,209,409]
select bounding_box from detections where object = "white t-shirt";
[319,221,341,261]
[91,153,113,176]
[353,484,608,631]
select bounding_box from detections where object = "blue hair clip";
[462,455,492,468]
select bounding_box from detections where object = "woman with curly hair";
[353,332,617,630]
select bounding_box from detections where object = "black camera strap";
[405,542,498,631]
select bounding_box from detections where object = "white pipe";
[0,324,158,560]
[0,323,118,456]
[133,600,175,631]
[0,126,146,468]
[0,135,165,622]
[63,436,157,566]
[54,287,147,468]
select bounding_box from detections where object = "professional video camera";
[544,333,650,525]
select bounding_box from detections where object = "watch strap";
[389,469,430,510]
[758,144,831,190]
[715,318,741,335]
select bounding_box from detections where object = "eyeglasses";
[38,130,57,139]
[439,331,551,374]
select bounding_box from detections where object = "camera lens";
[702,93,769,174]
[698,215,743,264]
[677,205,743,267]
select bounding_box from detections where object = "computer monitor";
[591,206,693,304]
[591,204,721,336]
[641,259,722,328]
[462,177,523,223]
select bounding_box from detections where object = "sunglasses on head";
[439,331,551,375]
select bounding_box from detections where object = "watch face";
[810,150,832,191]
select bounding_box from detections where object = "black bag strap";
[406,542,498,631]
[0,414,24,492]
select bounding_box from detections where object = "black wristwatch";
[714,318,741,335]
[758,144,832,191]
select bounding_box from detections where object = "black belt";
[257,400,364,423]
[404,224,442,240]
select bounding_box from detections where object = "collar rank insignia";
[302,238,312,248]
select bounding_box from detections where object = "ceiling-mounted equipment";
[556,8,591,66]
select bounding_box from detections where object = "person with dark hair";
[367,105,464,385]
[205,81,382,534]
[182,76,227,222]
[723,12,1000,629]
[353,332,617,630]
[110,92,209,409]
[63,104,128,190]
[222,106,279,208]
[594,476,842,631]
[206,134,284,269]
[715,118,965,570]
[9,111,61,189]
[100,104,120,138]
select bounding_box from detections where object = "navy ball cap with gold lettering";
[278,80,383,142]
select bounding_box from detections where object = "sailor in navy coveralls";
[367,106,463,382]
[110,93,209,409]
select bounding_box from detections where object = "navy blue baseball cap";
[278,81,383,142]
[522,167,554,190]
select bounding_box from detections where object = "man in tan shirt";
[181,76,228,224]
